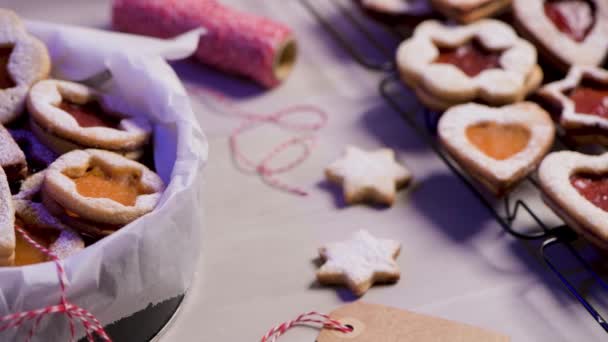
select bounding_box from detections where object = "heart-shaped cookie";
[0,9,51,124]
[539,151,608,250]
[438,102,555,195]
[513,0,608,70]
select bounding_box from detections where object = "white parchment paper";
[0,22,208,340]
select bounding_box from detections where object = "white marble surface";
[5,1,608,341]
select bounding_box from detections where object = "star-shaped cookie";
[538,66,608,145]
[325,146,412,206]
[316,230,401,296]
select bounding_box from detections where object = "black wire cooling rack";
[300,0,608,333]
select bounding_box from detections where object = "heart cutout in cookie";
[539,152,608,249]
[0,46,15,89]
[570,172,608,212]
[466,122,531,160]
[544,0,595,42]
[439,102,554,195]
[514,0,608,70]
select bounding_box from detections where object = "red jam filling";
[571,173,608,212]
[544,0,595,42]
[0,46,15,89]
[568,81,608,118]
[434,40,502,77]
[58,101,121,129]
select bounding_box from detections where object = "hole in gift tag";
[330,318,364,339]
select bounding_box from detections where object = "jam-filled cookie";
[27,80,151,159]
[396,20,542,111]
[538,66,608,146]
[439,102,555,195]
[0,9,51,124]
[41,149,164,237]
[431,0,512,23]
[539,151,608,250]
[13,172,84,263]
[513,0,608,70]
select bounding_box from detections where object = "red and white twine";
[261,311,352,342]
[0,226,111,342]
[203,89,328,196]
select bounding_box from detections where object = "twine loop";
[261,311,352,342]
[0,226,111,342]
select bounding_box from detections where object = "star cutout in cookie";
[316,230,401,296]
[325,146,412,206]
[538,66,608,144]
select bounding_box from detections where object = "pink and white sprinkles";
[112,0,295,88]
[261,311,352,342]
[0,226,110,342]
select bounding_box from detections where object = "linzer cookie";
[513,0,608,70]
[431,0,512,23]
[0,9,51,124]
[13,172,84,264]
[539,152,608,250]
[27,79,151,159]
[538,66,608,146]
[325,146,412,206]
[396,20,542,111]
[41,149,164,237]
[316,230,401,296]
[439,102,554,195]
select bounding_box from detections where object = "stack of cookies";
[0,9,166,266]
[360,0,608,251]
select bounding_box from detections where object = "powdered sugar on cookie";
[397,19,540,110]
[438,102,554,195]
[539,66,608,138]
[0,9,51,124]
[325,146,412,206]
[317,229,401,296]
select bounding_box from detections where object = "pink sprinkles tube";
[112,0,297,88]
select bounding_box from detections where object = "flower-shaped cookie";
[513,0,608,70]
[42,150,164,235]
[539,151,608,250]
[396,19,541,111]
[538,66,608,145]
[439,102,554,195]
[0,9,51,124]
[432,0,512,23]
[28,80,151,159]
